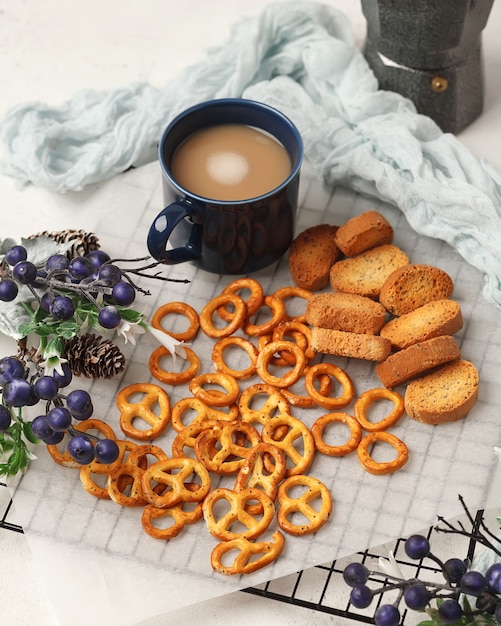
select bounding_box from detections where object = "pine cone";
[29,229,100,258]
[63,333,125,379]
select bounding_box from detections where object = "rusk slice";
[380,299,463,350]
[311,327,391,362]
[404,359,479,424]
[329,244,409,299]
[375,335,461,388]
[379,264,454,316]
[288,224,340,291]
[305,292,387,334]
[334,210,393,256]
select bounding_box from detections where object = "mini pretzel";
[311,412,362,457]
[171,397,211,433]
[141,457,211,509]
[234,442,286,513]
[195,420,261,475]
[79,439,138,499]
[281,366,333,408]
[47,418,116,468]
[107,463,147,507]
[189,372,240,407]
[199,294,247,338]
[243,295,286,337]
[127,443,169,468]
[116,383,171,441]
[149,345,200,386]
[218,278,264,320]
[256,340,306,388]
[277,475,333,536]
[304,362,354,409]
[202,487,275,541]
[210,530,285,575]
[354,387,405,432]
[212,336,258,380]
[238,383,291,429]
[272,286,313,322]
[357,431,409,475]
[142,500,204,540]
[151,301,200,342]
[261,414,315,477]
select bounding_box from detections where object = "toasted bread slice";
[329,244,409,299]
[404,359,479,424]
[334,210,393,256]
[380,299,463,350]
[311,327,391,362]
[375,335,461,388]
[305,291,387,335]
[288,224,340,291]
[379,264,454,316]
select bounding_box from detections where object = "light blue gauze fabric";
[1,1,501,309]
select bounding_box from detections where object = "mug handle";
[147,199,202,264]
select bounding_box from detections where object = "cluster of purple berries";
[343,534,501,625]
[0,355,119,466]
[0,243,137,330]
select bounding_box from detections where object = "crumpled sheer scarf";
[1,1,501,307]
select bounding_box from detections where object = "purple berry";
[95,438,120,464]
[86,250,110,270]
[111,281,136,306]
[97,263,122,286]
[12,260,38,285]
[460,570,487,596]
[404,584,430,610]
[443,558,468,583]
[0,357,25,384]
[343,562,369,587]
[66,389,93,419]
[34,375,60,401]
[486,563,501,594]
[438,599,463,624]
[349,585,373,609]
[68,256,93,280]
[45,254,69,272]
[52,363,73,388]
[50,295,75,320]
[404,535,430,560]
[0,278,19,302]
[43,430,65,445]
[2,378,33,407]
[46,406,72,432]
[67,435,95,464]
[98,305,121,329]
[0,406,12,432]
[374,604,400,626]
[5,245,28,265]
[30,415,54,441]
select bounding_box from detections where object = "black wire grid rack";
[1,478,484,626]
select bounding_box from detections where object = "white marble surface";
[1,1,501,625]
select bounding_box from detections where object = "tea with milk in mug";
[170,124,292,201]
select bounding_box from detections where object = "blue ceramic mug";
[147,98,303,275]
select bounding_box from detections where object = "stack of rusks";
[288,210,479,426]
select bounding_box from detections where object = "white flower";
[116,319,146,345]
[376,551,405,580]
[146,325,189,362]
[41,345,68,376]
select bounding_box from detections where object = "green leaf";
[22,421,40,445]
[120,308,144,323]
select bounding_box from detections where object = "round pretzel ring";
[311,412,362,457]
[218,278,264,321]
[272,320,315,363]
[116,382,171,441]
[210,530,285,576]
[141,457,211,509]
[357,431,409,475]
[304,362,355,409]
[256,340,306,388]
[243,295,286,337]
[280,366,333,409]
[202,487,275,541]
[142,501,204,540]
[354,387,405,432]
[272,286,313,322]
[151,301,200,342]
[189,372,240,407]
[199,294,247,338]
[149,345,200,386]
[277,475,333,536]
[212,336,258,380]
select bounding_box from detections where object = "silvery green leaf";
[0,237,18,256]
[20,235,73,265]
[0,293,33,340]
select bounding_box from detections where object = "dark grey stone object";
[361,0,495,134]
